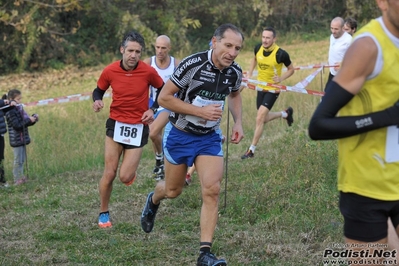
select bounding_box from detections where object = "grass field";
[0,39,344,265]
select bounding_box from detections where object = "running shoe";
[0,182,9,188]
[241,150,254,159]
[98,211,112,228]
[141,192,159,233]
[197,252,227,266]
[284,106,294,126]
[185,173,192,186]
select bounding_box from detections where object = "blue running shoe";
[141,192,159,233]
[197,252,227,266]
[98,211,112,228]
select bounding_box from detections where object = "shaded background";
[0,0,379,74]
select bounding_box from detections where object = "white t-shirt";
[150,55,176,101]
[149,56,176,110]
[328,31,352,76]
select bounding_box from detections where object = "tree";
[0,0,82,72]
[0,0,380,75]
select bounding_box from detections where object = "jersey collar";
[119,60,139,72]
[207,49,232,73]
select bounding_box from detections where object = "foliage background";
[0,0,380,74]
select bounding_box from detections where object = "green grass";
[0,40,343,265]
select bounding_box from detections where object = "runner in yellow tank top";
[241,26,295,159]
[309,0,399,263]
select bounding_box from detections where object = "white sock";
[249,145,256,153]
[155,153,163,160]
[281,111,288,118]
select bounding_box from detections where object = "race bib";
[185,96,224,128]
[113,121,143,146]
[385,125,399,163]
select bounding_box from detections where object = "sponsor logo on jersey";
[199,76,215,83]
[175,56,202,77]
[200,70,216,77]
[258,63,271,70]
[197,90,226,100]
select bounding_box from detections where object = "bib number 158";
[113,121,143,146]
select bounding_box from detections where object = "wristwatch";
[150,107,158,114]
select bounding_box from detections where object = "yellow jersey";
[337,18,399,200]
[256,45,283,86]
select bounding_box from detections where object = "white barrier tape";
[242,67,324,97]
[24,92,112,107]
[243,63,338,76]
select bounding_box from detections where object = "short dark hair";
[213,23,244,42]
[121,31,146,50]
[7,89,21,100]
[344,17,358,31]
[263,26,276,38]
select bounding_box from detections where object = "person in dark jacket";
[0,95,15,188]
[5,89,38,185]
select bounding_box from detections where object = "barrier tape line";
[243,63,339,75]
[242,67,325,97]
[22,62,330,107]
[24,92,112,107]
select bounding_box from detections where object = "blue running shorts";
[163,122,224,166]
[154,107,170,119]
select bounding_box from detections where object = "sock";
[281,111,288,118]
[249,145,256,153]
[200,246,211,254]
[155,153,164,168]
[155,153,163,161]
[150,195,160,207]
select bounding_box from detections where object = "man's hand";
[93,100,104,112]
[230,124,244,144]
[199,104,223,121]
[141,109,155,124]
[245,71,253,79]
[272,74,281,83]
[334,62,341,72]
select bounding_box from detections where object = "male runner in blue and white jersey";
[141,23,245,266]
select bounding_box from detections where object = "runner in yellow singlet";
[309,0,399,263]
[241,26,295,159]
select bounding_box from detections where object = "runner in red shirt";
[93,31,164,228]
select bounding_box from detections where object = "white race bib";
[385,125,399,163]
[185,96,224,128]
[113,121,143,146]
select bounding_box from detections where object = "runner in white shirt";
[143,35,180,180]
[327,17,352,86]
